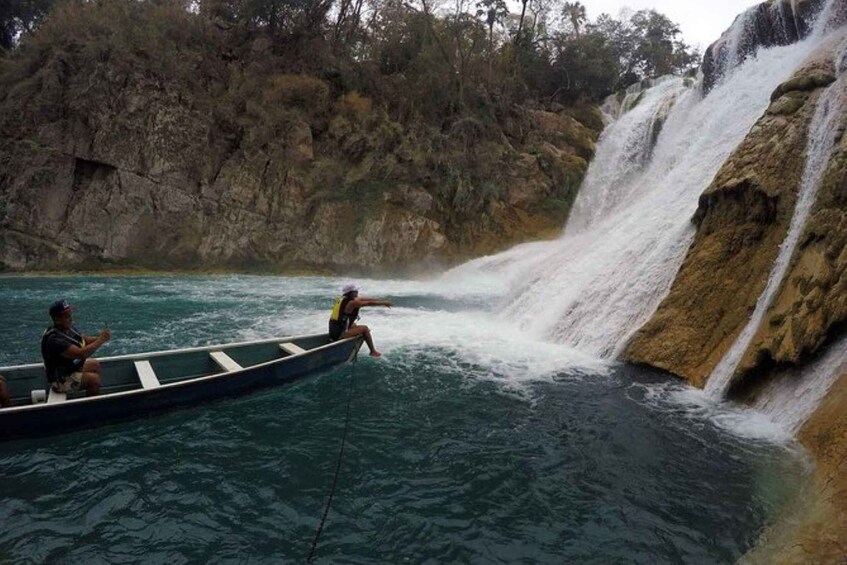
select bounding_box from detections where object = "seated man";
[0,375,9,407]
[328,283,392,357]
[41,300,111,397]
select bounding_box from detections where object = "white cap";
[342,283,359,294]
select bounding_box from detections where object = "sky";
[578,0,760,50]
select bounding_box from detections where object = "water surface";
[0,275,807,563]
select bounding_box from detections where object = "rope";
[306,345,359,564]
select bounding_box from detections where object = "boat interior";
[0,335,333,408]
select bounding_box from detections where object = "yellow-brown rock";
[733,82,847,396]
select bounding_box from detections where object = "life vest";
[329,295,360,338]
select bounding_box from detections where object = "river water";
[0,275,808,563]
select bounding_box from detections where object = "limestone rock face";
[0,37,600,274]
[733,81,847,392]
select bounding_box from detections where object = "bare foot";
[369,351,382,358]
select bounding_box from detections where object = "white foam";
[633,381,795,445]
[754,335,847,433]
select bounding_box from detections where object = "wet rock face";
[702,0,826,93]
[625,43,845,389]
[733,77,847,392]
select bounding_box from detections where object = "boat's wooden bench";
[47,389,67,404]
[210,351,242,372]
[279,342,307,356]
[135,360,161,389]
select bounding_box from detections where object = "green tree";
[629,9,693,78]
[562,1,586,38]
[475,0,507,54]
[549,30,619,101]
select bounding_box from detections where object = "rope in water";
[306,345,359,563]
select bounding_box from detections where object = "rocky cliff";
[0,3,601,274]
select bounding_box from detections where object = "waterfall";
[447,3,843,364]
[569,77,687,233]
[753,335,847,433]
[448,36,827,359]
[814,0,847,36]
[704,71,847,399]
[701,0,841,92]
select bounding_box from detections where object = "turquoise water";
[0,276,807,562]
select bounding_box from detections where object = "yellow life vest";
[330,296,344,322]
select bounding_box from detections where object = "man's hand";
[99,329,111,343]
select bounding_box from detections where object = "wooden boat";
[0,333,362,441]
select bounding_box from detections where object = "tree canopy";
[2,0,701,120]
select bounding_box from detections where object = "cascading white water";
[723,8,758,70]
[447,21,834,360]
[569,77,687,233]
[754,334,847,433]
[815,0,847,35]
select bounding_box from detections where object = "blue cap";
[49,299,74,319]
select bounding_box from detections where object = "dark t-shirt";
[41,326,84,383]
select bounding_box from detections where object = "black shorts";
[328,320,345,341]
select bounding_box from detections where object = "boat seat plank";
[279,342,307,356]
[135,360,161,389]
[210,351,242,373]
[47,389,67,404]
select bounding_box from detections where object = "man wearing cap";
[41,300,111,396]
[328,284,392,357]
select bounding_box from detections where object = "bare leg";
[80,372,101,396]
[81,360,102,396]
[341,325,378,354]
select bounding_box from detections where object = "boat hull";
[0,335,361,441]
